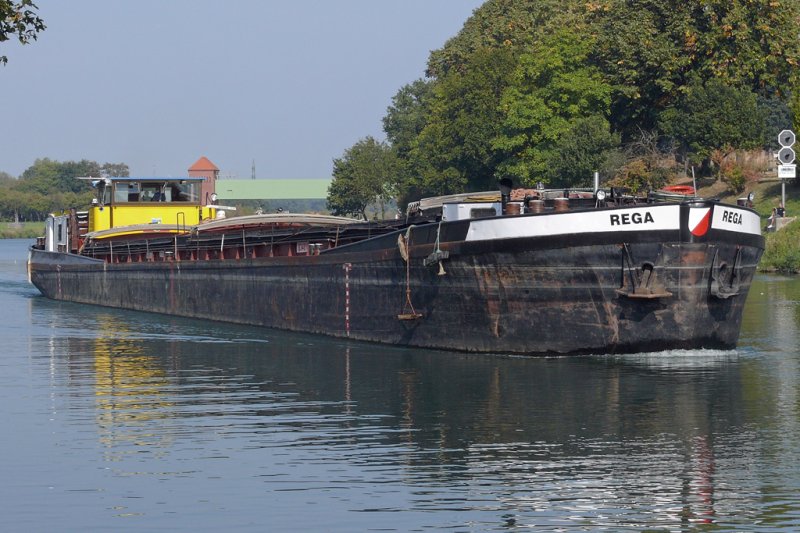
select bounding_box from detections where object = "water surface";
[2,239,799,531]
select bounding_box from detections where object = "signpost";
[778,129,796,213]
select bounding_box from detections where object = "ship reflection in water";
[19,275,800,531]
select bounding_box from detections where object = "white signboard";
[778,164,796,179]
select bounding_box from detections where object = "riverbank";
[0,222,43,239]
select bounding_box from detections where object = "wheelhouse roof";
[79,176,206,183]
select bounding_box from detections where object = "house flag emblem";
[688,207,712,237]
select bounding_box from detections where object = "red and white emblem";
[688,207,712,237]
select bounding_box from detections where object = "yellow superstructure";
[87,177,216,233]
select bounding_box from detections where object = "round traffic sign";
[778,146,796,164]
[779,129,796,147]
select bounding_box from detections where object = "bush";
[722,166,746,194]
[609,158,671,193]
[713,148,768,194]
[760,220,800,273]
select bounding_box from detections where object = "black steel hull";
[29,202,764,355]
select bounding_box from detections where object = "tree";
[0,187,25,222]
[492,29,615,186]
[659,78,767,163]
[6,158,128,221]
[101,162,130,177]
[759,96,793,151]
[426,0,584,78]
[591,0,800,137]
[546,115,622,187]
[0,0,45,65]
[383,79,434,159]
[327,137,399,219]
[370,0,799,204]
[20,158,100,195]
[383,80,435,206]
[408,46,517,198]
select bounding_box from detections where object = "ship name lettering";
[721,210,743,225]
[609,211,655,226]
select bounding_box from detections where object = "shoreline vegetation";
[1,222,43,240]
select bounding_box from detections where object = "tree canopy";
[0,159,129,222]
[329,0,800,210]
[0,0,45,65]
[327,137,399,220]
[659,78,768,162]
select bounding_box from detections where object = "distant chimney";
[188,156,220,204]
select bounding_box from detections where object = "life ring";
[661,185,696,195]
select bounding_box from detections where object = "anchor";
[616,243,672,299]
[422,220,449,276]
[709,247,742,299]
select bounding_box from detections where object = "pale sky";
[2,1,484,179]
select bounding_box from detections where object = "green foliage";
[760,220,800,273]
[0,221,43,239]
[591,0,800,136]
[0,159,128,222]
[609,159,670,194]
[426,0,584,78]
[545,116,622,187]
[493,29,615,186]
[383,80,436,207]
[720,165,746,194]
[659,78,767,162]
[331,0,800,209]
[759,96,793,150]
[327,137,399,219]
[590,0,699,133]
[712,149,764,194]
[383,79,433,159]
[0,0,44,65]
[406,46,517,198]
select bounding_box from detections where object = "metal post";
[593,171,600,194]
[782,179,786,215]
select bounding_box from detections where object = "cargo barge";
[28,176,764,355]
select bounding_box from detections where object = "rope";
[398,225,421,319]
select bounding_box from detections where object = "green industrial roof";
[215,179,331,200]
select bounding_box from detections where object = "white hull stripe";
[466,205,681,242]
[710,206,761,235]
[465,204,761,242]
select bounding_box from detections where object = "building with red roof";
[188,156,220,204]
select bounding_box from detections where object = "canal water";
[1,238,799,531]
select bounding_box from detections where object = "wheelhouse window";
[170,181,198,202]
[109,180,200,204]
[114,182,140,203]
[139,182,166,202]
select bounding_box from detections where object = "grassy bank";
[0,222,43,240]
[759,217,800,272]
